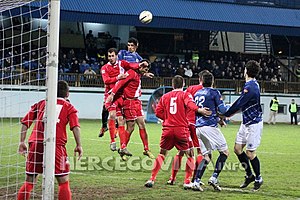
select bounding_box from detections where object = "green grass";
[1,119,300,199]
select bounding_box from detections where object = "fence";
[1,72,299,94]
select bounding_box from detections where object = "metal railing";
[1,72,299,94]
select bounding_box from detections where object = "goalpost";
[0,0,60,199]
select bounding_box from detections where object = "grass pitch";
[1,119,300,199]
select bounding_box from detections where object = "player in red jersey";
[144,75,211,189]
[106,59,155,160]
[167,70,207,186]
[17,80,82,200]
[101,48,145,151]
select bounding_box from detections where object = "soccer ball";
[139,11,153,24]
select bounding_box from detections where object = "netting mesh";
[0,0,48,199]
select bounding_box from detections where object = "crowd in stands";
[57,48,284,82]
[0,45,285,84]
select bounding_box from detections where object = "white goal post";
[0,0,60,199]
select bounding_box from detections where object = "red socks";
[170,155,183,181]
[18,180,71,200]
[108,119,116,143]
[139,129,149,151]
[184,157,195,184]
[150,154,165,181]
[125,130,131,145]
[58,181,71,200]
[118,126,127,149]
[18,182,34,200]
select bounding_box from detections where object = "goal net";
[0,0,59,199]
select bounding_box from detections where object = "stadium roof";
[60,0,300,36]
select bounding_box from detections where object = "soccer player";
[101,48,144,151]
[144,75,211,189]
[17,80,82,200]
[192,71,229,192]
[223,60,263,191]
[106,59,154,160]
[118,37,142,63]
[117,37,154,159]
[167,70,206,186]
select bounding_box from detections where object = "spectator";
[289,99,298,125]
[184,65,193,78]
[176,64,185,77]
[268,95,279,125]
[270,75,278,86]
[84,66,96,76]
[70,60,80,73]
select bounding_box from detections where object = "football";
[139,10,153,24]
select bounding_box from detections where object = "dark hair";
[57,80,69,98]
[140,59,150,64]
[128,37,138,46]
[202,71,214,87]
[172,75,184,89]
[107,48,118,55]
[198,70,210,81]
[245,60,260,78]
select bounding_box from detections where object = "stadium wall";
[0,87,299,123]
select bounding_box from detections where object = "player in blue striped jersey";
[192,71,229,192]
[223,60,263,191]
[118,37,143,63]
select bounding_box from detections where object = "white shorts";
[196,126,228,155]
[235,121,263,151]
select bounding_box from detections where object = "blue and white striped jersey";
[224,79,262,125]
[194,88,228,127]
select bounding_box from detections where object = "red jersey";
[185,84,203,124]
[155,89,199,127]
[101,60,139,96]
[111,69,142,99]
[21,98,80,146]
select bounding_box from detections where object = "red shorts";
[26,142,70,176]
[105,96,123,117]
[123,99,144,121]
[160,127,189,151]
[189,123,200,148]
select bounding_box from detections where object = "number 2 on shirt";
[170,97,177,114]
[195,96,205,108]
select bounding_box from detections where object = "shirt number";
[170,97,177,114]
[195,96,205,108]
